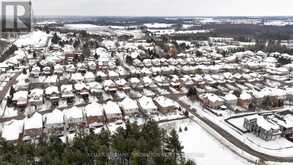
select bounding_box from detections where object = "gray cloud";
[31,0,293,16]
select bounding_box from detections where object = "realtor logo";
[1,1,32,32]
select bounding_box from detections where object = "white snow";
[2,119,24,141]
[15,31,50,48]
[24,112,43,130]
[160,119,252,165]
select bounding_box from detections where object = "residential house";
[103,101,122,122]
[224,92,238,106]
[84,71,95,83]
[43,109,64,136]
[239,91,253,110]
[61,84,75,105]
[15,73,29,90]
[45,86,60,105]
[65,64,76,73]
[77,63,87,73]
[154,96,179,113]
[243,115,281,141]
[71,72,84,82]
[103,80,117,92]
[96,71,107,80]
[43,66,51,75]
[119,97,140,116]
[138,96,158,115]
[30,88,43,102]
[142,76,153,87]
[87,82,103,95]
[200,93,224,109]
[23,112,43,138]
[85,102,105,128]
[115,79,130,90]
[1,119,24,141]
[74,82,90,96]
[108,70,119,79]
[30,66,41,78]
[13,90,28,107]
[63,106,86,132]
[54,64,64,75]
[129,77,143,89]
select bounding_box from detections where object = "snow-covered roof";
[115,79,127,86]
[63,106,84,120]
[16,73,29,82]
[154,96,179,108]
[96,71,107,77]
[261,88,287,98]
[44,75,58,83]
[13,90,28,101]
[24,112,43,130]
[85,102,104,117]
[103,80,115,87]
[277,114,293,128]
[201,93,224,103]
[103,101,122,115]
[84,72,95,80]
[44,109,64,125]
[29,88,43,97]
[138,96,157,110]
[87,82,103,92]
[129,77,140,84]
[2,119,24,141]
[142,76,153,85]
[45,86,59,95]
[74,82,89,91]
[71,73,84,81]
[61,84,73,92]
[240,91,252,100]
[108,70,119,77]
[224,93,238,101]
[119,97,139,110]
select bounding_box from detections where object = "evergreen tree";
[165,129,184,162]
[52,33,61,44]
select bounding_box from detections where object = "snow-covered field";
[64,24,102,30]
[160,119,252,165]
[144,23,173,28]
[15,31,51,48]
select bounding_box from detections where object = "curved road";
[171,96,293,162]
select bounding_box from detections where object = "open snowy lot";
[14,31,51,48]
[160,119,252,165]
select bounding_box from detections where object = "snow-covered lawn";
[160,119,252,165]
[226,117,248,132]
[245,133,293,150]
[181,96,293,158]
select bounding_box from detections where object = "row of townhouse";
[1,94,180,142]
[199,87,288,111]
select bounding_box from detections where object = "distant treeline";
[201,24,293,41]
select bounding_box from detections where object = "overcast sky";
[30,0,293,16]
